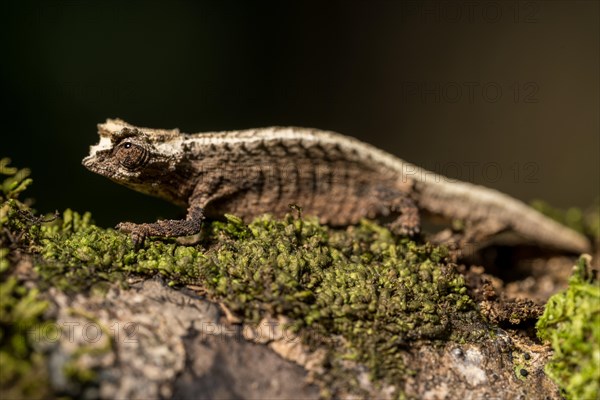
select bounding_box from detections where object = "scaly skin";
[82,119,590,253]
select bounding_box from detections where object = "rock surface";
[44,279,318,399]
[40,277,561,399]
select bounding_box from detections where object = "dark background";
[2,0,598,227]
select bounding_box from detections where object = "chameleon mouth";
[81,155,95,169]
[81,155,103,174]
[82,136,113,172]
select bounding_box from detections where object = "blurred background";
[1,0,598,227]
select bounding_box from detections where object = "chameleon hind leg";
[386,197,421,236]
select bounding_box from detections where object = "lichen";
[536,255,600,400]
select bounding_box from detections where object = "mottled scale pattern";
[82,119,591,253]
[193,138,413,229]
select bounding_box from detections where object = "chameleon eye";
[115,142,148,170]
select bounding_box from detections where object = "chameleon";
[82,119,591,254]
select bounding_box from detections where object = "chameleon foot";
[387,197,421,236]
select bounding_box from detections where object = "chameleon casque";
[82,119,590,254]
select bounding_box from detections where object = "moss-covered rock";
[200,214,481,383]
[33,208,479,387]
[2,157,482,395]
[2,156,595,398]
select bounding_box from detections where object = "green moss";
[1,158,37,253]
[0,277,52,399]
[536,255,600,400]
[0,158,33,201]
[35,209,203,292]
[0,158,52,399]
[34,210,481,382]
[199,214,480,383]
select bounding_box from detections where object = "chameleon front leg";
[117,205,205,246]
[386,197,421,236]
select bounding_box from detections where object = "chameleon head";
[82,119,189,206]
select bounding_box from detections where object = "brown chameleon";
[82,119,590,253]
